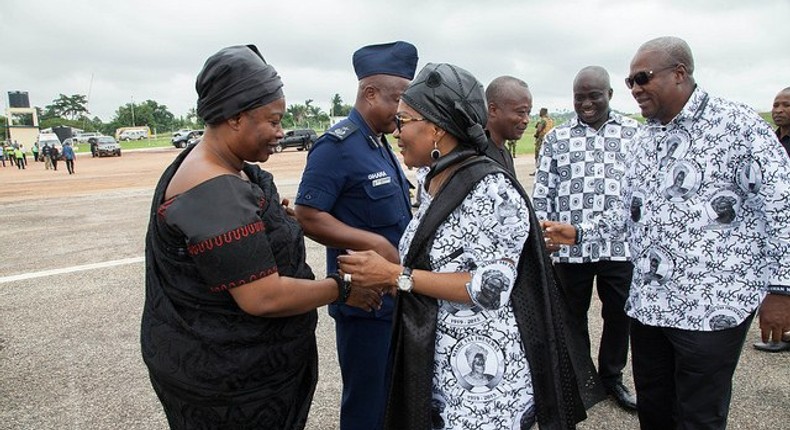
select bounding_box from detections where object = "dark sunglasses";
[625,64,678,89]
[394,114,425,133]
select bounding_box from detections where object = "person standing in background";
[530,107,554,175]
[770,87,790,157]
[62,141,76,174]
[533,65,639,412]
[13,145,25,169]
[32,142,39,162]
[752,86,790,353]
[50,145,60,171]
[42,144,52,170]
[484,75,533,175]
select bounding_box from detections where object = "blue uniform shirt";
[296,108,412,318]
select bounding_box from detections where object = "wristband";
[327,273,351,304]
[767,285,790,296]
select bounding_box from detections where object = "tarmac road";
[0,148,787,429]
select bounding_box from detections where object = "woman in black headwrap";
[338,63,603,429]
[140,45,380,430]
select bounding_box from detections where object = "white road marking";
[0,256,145,284]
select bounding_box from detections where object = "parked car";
[172,130,204,148]
[74,132,103,143]
[94,136,122,157]
[119,129,147,141]
[172,129,192,139]
[275,129,318,152]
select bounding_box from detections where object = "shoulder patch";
[325,123,359,142]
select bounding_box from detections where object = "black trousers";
[65,159,75,174]
[554,260,633,385]
[630,314,753,430]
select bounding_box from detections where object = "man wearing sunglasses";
[483,76,533,175]
[532,65,639,413]
[542,36,790,429]
[295,41,418,430]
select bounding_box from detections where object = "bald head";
[574,66,611,89]
[573,66,613,130]
[485,76,533,145]
[630,36,696,124]
[637,36,695,78]
[486,76,529,105]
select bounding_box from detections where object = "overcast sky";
[2,0,788,124]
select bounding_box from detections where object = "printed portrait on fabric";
[641,248,674,287]
[467,260,516,311]
[662,161,701,202]
[703,190,741,230]
[450,336,505,393]
[658,129,690,169]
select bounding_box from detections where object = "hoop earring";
[430,141,441,160]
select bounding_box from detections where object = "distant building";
[5,91,39,146]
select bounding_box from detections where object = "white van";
[118,129,148,141]
[37,133,62,154]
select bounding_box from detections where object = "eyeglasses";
[394,114,425,133]
[625,64,678,89]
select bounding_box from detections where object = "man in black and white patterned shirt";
[543,37,790,429]
[533,65,639,412]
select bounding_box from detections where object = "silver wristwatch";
[396,267,414,293]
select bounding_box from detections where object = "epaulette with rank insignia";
[324,123,359,142]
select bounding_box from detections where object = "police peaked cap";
[353,41,419,80]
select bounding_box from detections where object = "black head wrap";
[400,63,488,153]
[196,45,284,125]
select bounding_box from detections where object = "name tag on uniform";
[372,177,391,187]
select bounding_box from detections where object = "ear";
[674,64,689,84]
[363,85,378,103]
[607,88,614,100]
[487,102,497,116]
[227,114,244,131]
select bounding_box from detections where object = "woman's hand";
[541,220,577,246]
[337,250,400,296]
[280,198,296,219]
[345,287,383,312]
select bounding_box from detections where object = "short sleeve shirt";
[296,108,412,274]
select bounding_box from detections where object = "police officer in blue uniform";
[295,41,418,430]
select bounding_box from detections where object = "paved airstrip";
[0,150,787,429]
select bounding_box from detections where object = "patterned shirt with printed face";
[533,112,637,263]
[579,87,790,331]
[403,169,535,429]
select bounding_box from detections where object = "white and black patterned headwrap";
[196,45,284,125]
[401,63,488,152]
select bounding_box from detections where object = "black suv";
[172,130,204,149]
[275,129,318,152]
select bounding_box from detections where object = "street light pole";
[131,95,135,126]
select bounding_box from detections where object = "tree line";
[3,92,357,138]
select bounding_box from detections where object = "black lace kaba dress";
[141,147,318,429]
